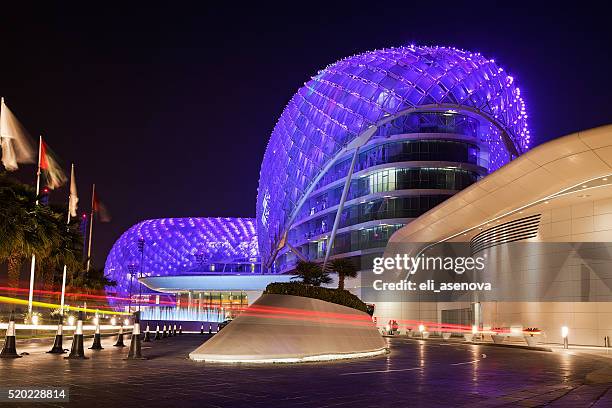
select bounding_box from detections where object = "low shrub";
[264,282,368,313]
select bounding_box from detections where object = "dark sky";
[1,2,610,268]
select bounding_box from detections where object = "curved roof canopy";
[387,125,612,246]
[256,45,530,267]
[104,217,258,298]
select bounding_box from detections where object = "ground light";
[562,326,569,349]
[190,349,388,364]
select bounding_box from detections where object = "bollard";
[154,324,162,340]
[162,324,168,338]
[143,324,152,342]
[113,322,126,347]
[89,316,103,350]
[200,323,204,335]
[125,312,146,360]
[168,323,173,337]
[65,311,88,359]
[172,324,177,337]
[47,315,66,354]
[178,324,182,335]
[1,311,21,358]
[208,324,212,334]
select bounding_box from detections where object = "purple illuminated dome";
[257,45,530,270]
[104,217,259,300]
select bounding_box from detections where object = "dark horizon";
[1,2,611,268]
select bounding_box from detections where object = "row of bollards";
[200,323,213,335]
[1,312,201,361]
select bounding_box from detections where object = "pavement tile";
[2,334,612,407]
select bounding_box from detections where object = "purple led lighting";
[104,217,258,301]
[256,46,531,267]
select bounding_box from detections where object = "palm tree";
[329,258,358,290]
[0,177,52,287]
[68,267,116,294]
[38,213,84,291]
[292,260,332,286]
[0,175,82,289]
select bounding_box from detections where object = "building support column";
[286,242,307,262]
[323,147,360,270]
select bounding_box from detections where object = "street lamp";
[137,238,145,314]
[127,263,138,313]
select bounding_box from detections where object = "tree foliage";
[265,282,367,313]
[0,174,84,289]
[328,258,359,290]
[291,260,332,286]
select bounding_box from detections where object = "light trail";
[0,295,130,315]
[0,286,178,306]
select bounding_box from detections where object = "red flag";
[93,190,111,222]
[39,140,66,189]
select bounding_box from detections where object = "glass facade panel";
[315,138,482,191]
[289,195,451,247]
[300,167,480,221]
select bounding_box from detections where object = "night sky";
[1,3,610,268]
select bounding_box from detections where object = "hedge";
[264,282,368,313]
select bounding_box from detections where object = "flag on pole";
[93,190,111,222]
[69,164,79,217]
[0,98,35,170]
[39,139,66,189]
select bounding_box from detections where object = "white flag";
[0,98,35,171]
[0,137,17,170]
[69,164,78,217]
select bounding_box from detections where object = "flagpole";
[27,135,43,315]
[86,183,95,272]
[59,163,75,315]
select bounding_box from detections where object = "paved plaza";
[1,334,612,407]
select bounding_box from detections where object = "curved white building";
[377,125,612,346]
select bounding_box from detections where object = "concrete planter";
[524,335,538,347]
[464,333,474,342]
[422,332,430,339]
[189,294,387,363]
[492,334,506,344]
[442,332,452,340]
